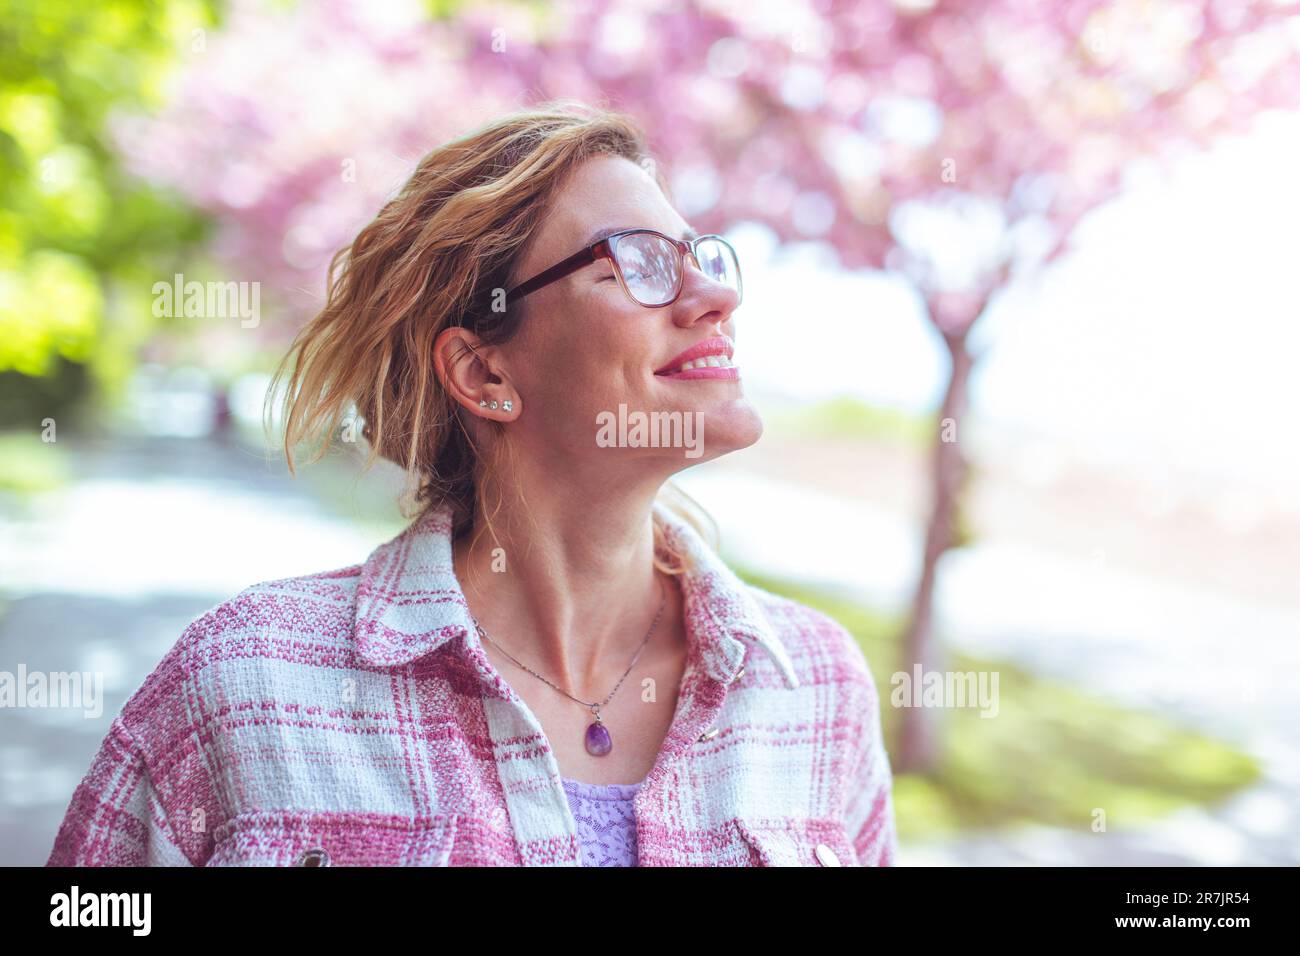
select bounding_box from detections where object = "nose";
[670,254,740,329]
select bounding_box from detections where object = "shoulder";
[175,562,364,669]
[53,564,365,866]
[117,564,364,737]
[744,582,882,704]
[184,564,363,638]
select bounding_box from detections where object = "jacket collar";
[352,501,800,692]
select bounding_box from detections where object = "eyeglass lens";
[613,233,740,306]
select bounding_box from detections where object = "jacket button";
[814,843,840,867]
[297,847,331,867]
[697,727,719,743]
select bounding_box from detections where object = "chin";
[604,393,762,467]
[697,397,763,460]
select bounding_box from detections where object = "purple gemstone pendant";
[584,714,613,757]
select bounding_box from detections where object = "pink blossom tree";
[119,0,1300,771]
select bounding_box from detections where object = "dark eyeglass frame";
[503,227,742,309]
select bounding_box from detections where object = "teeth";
[675,354,733,372]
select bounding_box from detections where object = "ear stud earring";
[502,400,513,412]
[489,400,499,410]
[478,400,488,408]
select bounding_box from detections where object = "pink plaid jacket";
[47,502,898,867]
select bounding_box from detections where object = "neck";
[452,461,674,700]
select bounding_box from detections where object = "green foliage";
[0,0,216,416]
[0,354,93,425]
[731,565,1260,843]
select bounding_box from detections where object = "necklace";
[471,576,667,757]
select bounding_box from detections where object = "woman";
[47,103,898,867]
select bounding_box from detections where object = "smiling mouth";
[660,354,735,373]
[654,337,740,379]
[654,354,740,381]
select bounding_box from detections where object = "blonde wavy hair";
[268,101,716,572]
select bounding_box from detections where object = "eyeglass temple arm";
[504,242,608,306]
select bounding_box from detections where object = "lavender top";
[561,776,644,867]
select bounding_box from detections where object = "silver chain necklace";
[471,576,667,758]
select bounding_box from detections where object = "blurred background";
[3,0,1299,866]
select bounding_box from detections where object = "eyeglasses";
[504,228,742,309]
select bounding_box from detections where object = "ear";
[432,326,521,421]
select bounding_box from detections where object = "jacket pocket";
[734,817,858,867]
[206,811,459,867]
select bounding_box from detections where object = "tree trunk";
[894,325,975,774]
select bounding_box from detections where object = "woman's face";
[499,154,762,476]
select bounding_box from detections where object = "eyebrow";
[581,225,701,248]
